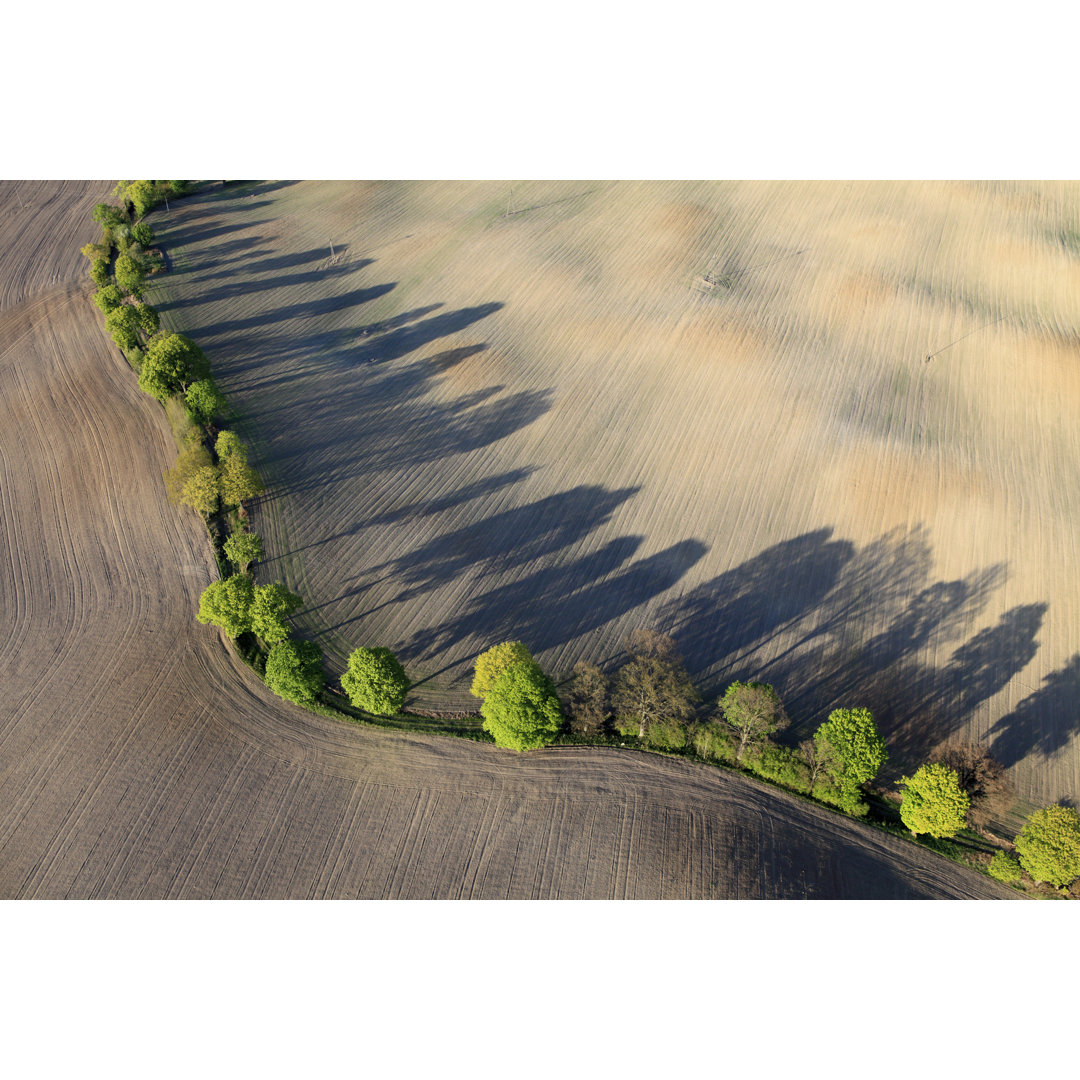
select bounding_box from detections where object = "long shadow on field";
[657,523,1054,775]
[987,653,1080,767]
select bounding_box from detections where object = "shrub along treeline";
[86,183,1078,897]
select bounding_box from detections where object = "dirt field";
[0,181,1017,898]
[146,181,1080,814]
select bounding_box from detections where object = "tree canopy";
[717,680,788,764]
[139,334,211,403]
[114,254,144,296]
[215,430,264,506]
[611,628,697,743]
[223,530,263,572]
[249,582,303,644]
[814,707,887,789]
[196,574,254,638]
[93,285,124,314]
[563,660,610,735]
[105,304,141,351]
[180,465,221,516]
[264,639,325,706]
[470,641,534,698]
[1013,805,1080,888]
[480,660,563,752]
[185,378,227,425]
[341,647,411,715]
[897,763,971,838]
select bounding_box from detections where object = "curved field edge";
[0,181,1015,898]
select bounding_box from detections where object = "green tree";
[987,851,1022,884]
[265,639,325,706]
[1013,805,1080,888]
[897,763,971,838]
[93,285,124,314]
[114,254,145,296]
[131,221,153,248]
[563,660,610,735]
[249,582,303,644]
[180,465,221,516]
[92,202,125,228]
[105,304,141,351]
[126,180,160,220]
[81,241,111,261]
[196,574,254,638]
[717,680,788,764]
[223,530,263,572]
[133,303,159,337]
[90,258,110,287]
[164,439,213,505]
[611,628,698,742]
[215,430,265,507]
[693,720,737,763]
[470,640,534,698]
[481,660,563,751]
[185,379,227,425]
[341,646,411,715]
[139,333,210,402]
[814,707,887,794]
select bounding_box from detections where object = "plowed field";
[0,182,1018,897]
[148,181,1080,811]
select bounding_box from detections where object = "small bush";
[90,258,110,287]
[987,851,1022,884]
[123,347,144,372]
[693,721,737,763]
[747,742,812,794]
[641,717,688,751]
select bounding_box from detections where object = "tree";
[185,378,227,425]
[717,680,789,764]
[164,439,213,505]
[215,430,265,507]
[798,737,835,794]
[265,639,325,706]
[105,304,141,351]
[90,258,110,287]
[341,646,411,715]
[139,334,210,402]
[180,465,221,516]
[249,582,303,644]
[93,285,124,314]
[987,851,1022,884]
[814,707,887,792]
[481,660,563,751]
[611,628,698,741]
[223,530,263,572]
[563,660,610,735]
[897,763,971,838]
[928,742,1013,828]
[126,180,160,220]
[1013,806,1080,888]
[196,574,254,638]
[91,202,125,228]
[131,222,153,248]
[133,302,159,337]
[470,641,534,699]
[114,254,145,297]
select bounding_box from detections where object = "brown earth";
[0,181,1018,898]
[146,181,1080,815]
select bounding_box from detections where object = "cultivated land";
[149,181,1080,816]
[0,181,1019,898]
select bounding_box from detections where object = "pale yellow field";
[147,181,1080,812]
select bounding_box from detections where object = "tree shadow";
[988,653,1080,766]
